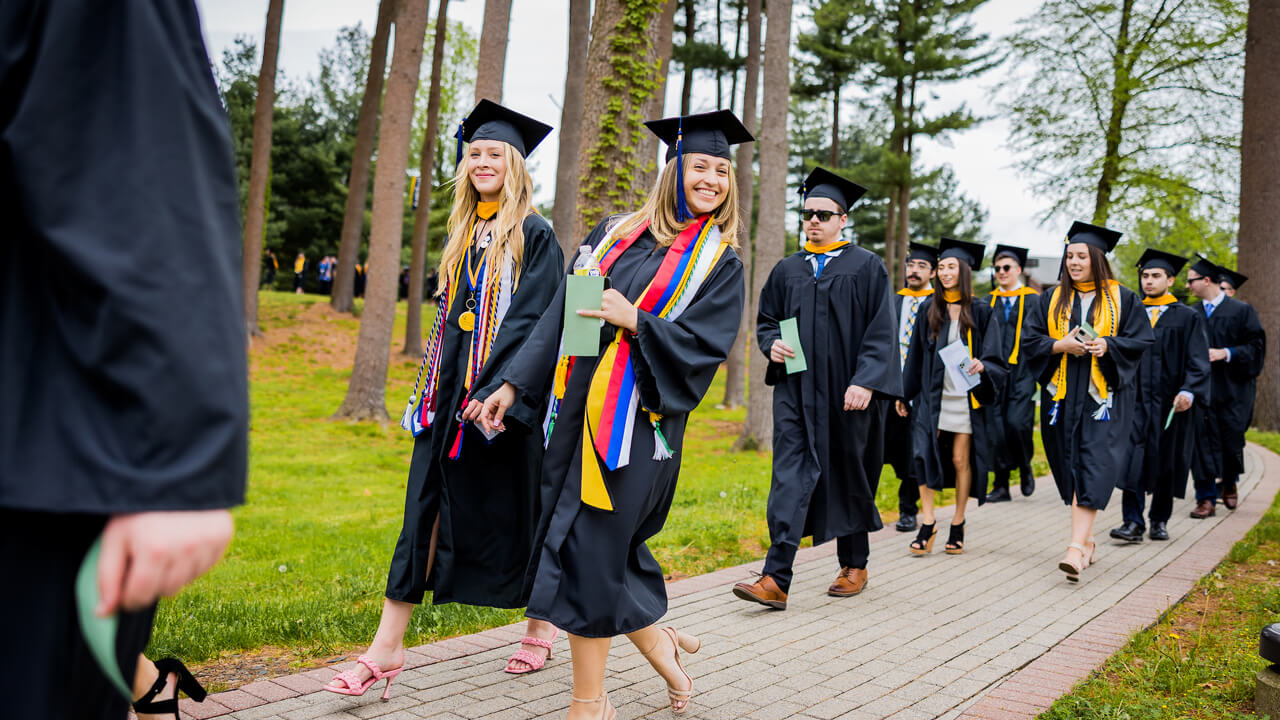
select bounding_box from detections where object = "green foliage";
[1112,183,1239,293]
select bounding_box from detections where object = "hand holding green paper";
[779,318,807,374]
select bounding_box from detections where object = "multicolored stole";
[1046,279,1122,424]
[400,237,514,456]
[988,286,1038,364]
[544,214,729,511]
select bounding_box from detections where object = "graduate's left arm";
[1225,303,1266,380]
[848,258,904,401]
[1180,309,1213,409]
[970,303,1008,406]
[629,253,746,416]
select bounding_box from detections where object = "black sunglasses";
[802,209,842,222]
[994,264,1018,272]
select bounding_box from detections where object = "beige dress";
[938,319,972,434]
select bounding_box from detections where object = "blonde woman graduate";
[1021,222,1153,581]
[481,110,750,720]
[325,100,565,697]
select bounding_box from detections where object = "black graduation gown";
[901,299,1008,502]
[983,292,1042,474]
[883,293,922,482]
[1121,302,1211,499]
[505,220,744,638]
[1189,296,1266,486]
[756,248,903,548]
[386,214,563,608]
[1022,286,1153,510]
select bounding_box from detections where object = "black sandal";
[909,522,937,555]
[133,658,207,719]
[945,521,966,555]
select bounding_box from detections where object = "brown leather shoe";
[1190,499,1216,519]
[1222,484,1239,510]
[827,567,868,597]
[731,575,787,609]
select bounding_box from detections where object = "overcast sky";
[194,0,1067,260]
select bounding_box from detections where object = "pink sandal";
[323,655,402,700]
[504,629,558,674]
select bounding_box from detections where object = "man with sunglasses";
[983,245,1041,502]
[1186,257,1265,517]
[733,167,901,609]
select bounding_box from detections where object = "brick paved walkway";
[178,444,1276,720]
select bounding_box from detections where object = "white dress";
[938,319,972,434]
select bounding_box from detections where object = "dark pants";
[762,532,869,593]
[1,509,156,720]
[1120,489,1172,528]
[898,475,919,516]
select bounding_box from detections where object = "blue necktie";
[814,254,828,278]
[1004,297,1014,322]
[1205,302,1215,318]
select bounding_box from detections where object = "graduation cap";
[1188,254,1221,282]
[645,109,754,221]
[454,99,553,166]
[992,244,1029,269]
[1065,221,1122,252]
[1218,266,1247,290]
[1135,249,1188,276]
[799,167,867,213]
[938,237,986,270]
[907,242,939,267]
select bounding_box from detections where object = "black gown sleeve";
[1183,309,1212,404]
[1098,288,1154,390]
[1227,302,1266,380]
[850,257,904,397]
[971,302,1008,407]
[1021,289,1060,386]
[901,298,932,402]
[756,261,788,387]
[630,252,747,416]
[471,215,565,428]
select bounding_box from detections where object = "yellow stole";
[989,286,1038,365]
[1143,292,1176,327]
[898,287,933,298]
[804,239,850,254]
[1048,280,1121,403]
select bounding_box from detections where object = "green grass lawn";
[1038,430,1280,720]
[147,291,1038,673]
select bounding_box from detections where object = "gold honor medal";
[458,311,476,332]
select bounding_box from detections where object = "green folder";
[779,317,807,374]
[76,535,132,699]
[1165,406,1176,430]
[563,274,606,356]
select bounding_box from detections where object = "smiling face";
[802,196,846,245]
[467,140,508,201]
[993,255,1023,290]
[1064,243,1094,284]
[937,257,962,290]
[683,152,732,216]
[1140,267,1174,298]
[904,258,935,290]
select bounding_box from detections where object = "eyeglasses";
[802,209,841,222]
[994,264,1017,273]
[1187,275,1206,285]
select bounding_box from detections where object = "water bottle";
[573,245,600,276]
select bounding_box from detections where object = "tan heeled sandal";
[641,627,700,714]
[1059,538,1096,582]
[570,692,616,720]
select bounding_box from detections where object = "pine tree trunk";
[885,191,898,277]
[552,0,593,257]
[474,0,511,102]
[403,0,450,356]
[830,87,840,167]
[241,0,285,337]
[737,0,791,452]
[333,0,396,314]
[1238,0,1280,431]
[729,0,744,114]
[638,0,680,191]
[680,0,695,116]
[572,0,673,243]
[722,0,760,412]
[335,0,431,421]
[715,0,723,108]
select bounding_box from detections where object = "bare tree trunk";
[892,73,916,286]
[737,0,791,451]
[730,0,744,114]
[1238,0,1280,431]
[403,0,450,356]
[829,87,840,167]
[722,0,760,411]
[241,0,285,337]
[715,0,723,108]
[335,0,432,421]
[638,0,680,191]
[572,0,673,242]
[1093,0,1135,226]
[552,0,593,257]
[333,0,397,314]
[474,0,512,103]
[680,0,695,115]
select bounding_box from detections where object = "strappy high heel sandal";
[323,654,403,700]
[571,692,617,720]
[1059,541,1089,582]
[505,628,558,674]
[944,521,966,555]
[641,627,700,714]
[132,658,207,720]
[909,521,937,556]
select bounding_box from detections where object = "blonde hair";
[436,142,535,293]
[612,153,740,248]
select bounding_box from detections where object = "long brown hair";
[1053,244,1115,325]
[611,153,741,248]
[436,142,535,294]
[928,259,974,340]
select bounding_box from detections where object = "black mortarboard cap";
[1135,249,1188,276]
[938,237,986,271]
[1218,266,1247,289]
[1065,221,1122,252]
[1188,255,1221,281]
[455,99,553,164]
[992,244,1029,269]
[799,167,867,212]
[907,242,939,267]
[644,109,754,162]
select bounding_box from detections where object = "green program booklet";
[563,274,606,356]
[779,317,807,374]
